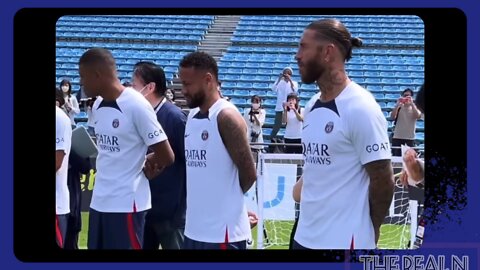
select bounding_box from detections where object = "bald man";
[78,48,174,249]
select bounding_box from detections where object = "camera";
[399,97,410,104]
[250,131,260,142]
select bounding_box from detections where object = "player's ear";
[205,72,213,85]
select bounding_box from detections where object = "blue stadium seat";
[221,89,234,96]
[383,85,400,92]
[415,132,424,142]
[382,78,396,85]
[416,121,424,130]
[253,83,269,89]
[250,90,266,96]
[367,85,383,93]
[365,78,381,84]
[385,93,400,101]
[237,82,253,88]
[233,90,249,97]
[372,93,385,102]
[263,98,277,106]
[222,82,236,88]
[230,98,247,106]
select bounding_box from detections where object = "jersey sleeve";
[348,104,391,165]
[133,101,168,147]
[56,111,67,152]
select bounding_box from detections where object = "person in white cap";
[270,66,298,141]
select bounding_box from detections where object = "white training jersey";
[295,82,391,249]
[90,88,167,213]
[56,106,72,215]
[184,98,250,243]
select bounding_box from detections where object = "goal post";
[254,153,423,249]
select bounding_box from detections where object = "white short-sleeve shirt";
[295,82,391,249]
[90,88,167,213]
[56,106,72,215]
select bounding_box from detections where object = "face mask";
[138,84,150,96]
[61,86,69,93]
[166,92,173,100]
[252,103,260,110]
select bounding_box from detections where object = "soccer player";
[293,19,394,249]
[56,89,72,248]
[131,61,187,250]
[78,48,175,249]
[179,51,257,249]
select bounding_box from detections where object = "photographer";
[270,67,298,141]
[282,93,303,154]
[390,88,422,156]
[243,95,266,157]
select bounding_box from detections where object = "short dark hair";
[79,48,116,70]
[179,51,218,81]
[59,79,72,97]
[402,88,414,97]
[306,19,363,62]
[287,92,300,102]
[56,88,65,107]
[251,95,262,103]
[286,92,300,110]
[133,61,167,96]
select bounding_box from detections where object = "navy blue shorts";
[183,235,246,250]
[87,208,147,249]
[56,214,68,248]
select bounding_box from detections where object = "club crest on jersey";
[201,130,209,141]
[325,121,334,133]
[112,119,119,128]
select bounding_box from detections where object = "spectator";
[59,79,80,127]
[390,88,423,156]
[282,93,303,154]
[243,95,266,158]
[165,89,175,104]
[270,67,298,140]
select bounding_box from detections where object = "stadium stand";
[56,15,424,145]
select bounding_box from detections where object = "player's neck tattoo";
[317,68,349,101]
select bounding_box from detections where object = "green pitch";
[78,213,410,250]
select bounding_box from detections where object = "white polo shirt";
[295,82,391,249]
[184,98,250,243]
[90,88,167,213]
[56,106,72,215]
